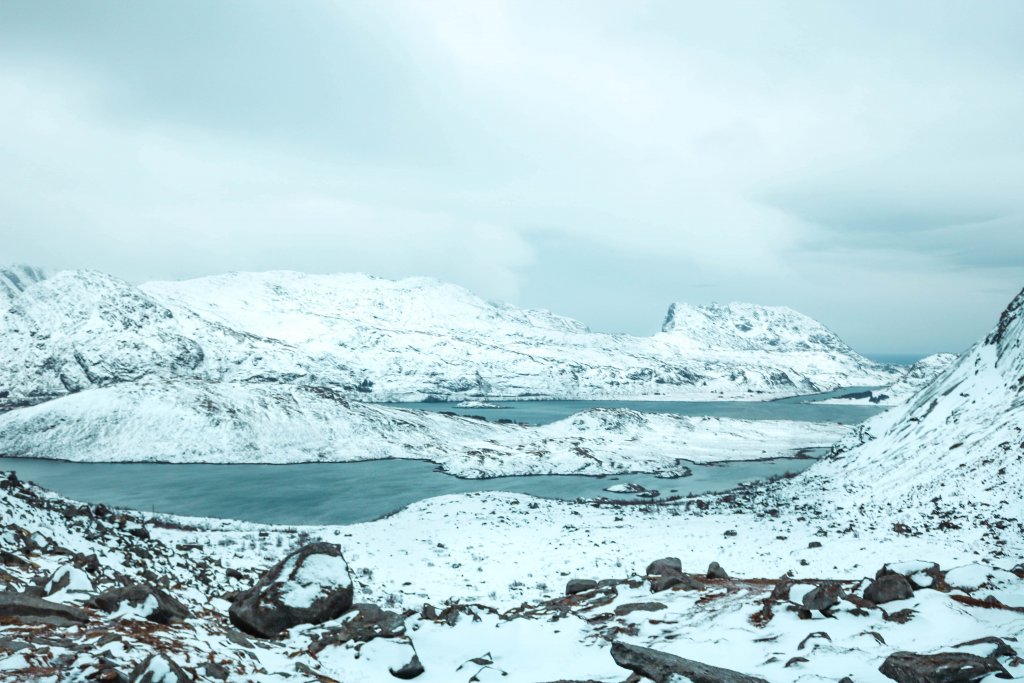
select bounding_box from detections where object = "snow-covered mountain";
[796,287,1024,520]
[0,267,897,405]
[0,379,850,477]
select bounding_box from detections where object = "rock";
[611,641,770,683]
[953,636,1017,659]
[808,541,822,549]
[229,542,353,638]
[645,557,682,575]
[130,654,190,683]
[877,562,944,590]
[864,574,913,605]
[614,601,667,616]
[802,583,845,612]
[651,573,704,593]
[389,653,425,680]
[566,579,598,595]
[42,565,93,598]
[0,592,89,626]
[309,603,407,653]
[200,662,229,680]
[706,562,729,580]
[89,584,190,625]
[879,651,1009,683]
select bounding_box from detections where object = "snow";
[279,552,352,609]
[0,380,851,476]
[818,352,958,406]
[110,594,159,621]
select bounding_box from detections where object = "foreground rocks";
[879,650,1010,682]
[89,584,190,624]
[0,592,89,625]
[229,542,354,638]
[611,641,770,683]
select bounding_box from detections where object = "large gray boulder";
[864,573,914,605]
[89,584,189,625]
[229,542,353,638]
[645,558,682,575]
[801,582,845,613]
[879,651,1009,682]
[611,642,769,683]
[0,592,89,626]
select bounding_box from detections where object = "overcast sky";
[1,1,1022,354]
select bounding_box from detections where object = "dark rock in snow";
[89,584,190,625]
[651,573,704,593]
[611,641,770,683]
[864,574,913,605]
[565,579,598,595]
[706,562,729,580]
[389,653,425,680]
[229,542,353,638]
[0,592,88,626]
[645,557,682,575]
[879,651,1009,683]
[802,583,845,612]
[130,653,190,683]
[309,602,407,653]
[614,601,667,616]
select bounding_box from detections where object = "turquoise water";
[386,387,887,426]
[0,456,815,526]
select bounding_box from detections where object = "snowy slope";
[791,287,1024,522]
[0,379,850,476]
[141,270,898,400]
[820,352,958,406]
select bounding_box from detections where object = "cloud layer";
[1,0,1021,353]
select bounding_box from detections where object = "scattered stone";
[802,583,845,613]
[952,636,1017,659]
[614,602,667,616]
[89,584,190,625]
[0,592,89,626]
[650,573,704,593]
[309,603,407,653]
[706,562,729,580]
[645,558,682,575]
[389,653,425,680]
[229,542,354,638]
[566,579,598,595]
[808,541,822,549]
[611,641,770,683]
[130,653,190,683]
[879,651,1009,683]
[864,574,913,605]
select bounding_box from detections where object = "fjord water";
[0,456,816,526]
[388,387,888,425]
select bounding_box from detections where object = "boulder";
[706,562,729,580]
[130,654,190,683]
[0,592,89,626]
[390,653,425,680]
[646,558,682,575]
[802,583,845,613]
[565,579,598,596]
[42,565,93,598]
[89,584,190,625]
[877,561,944,590]
[879,651,1009,683]
[611,642,769,683]
[309,603,407,653]
[651,573,704,593]
[229,542,353,638]
[864,574,913,605]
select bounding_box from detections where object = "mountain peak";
[660,301,853,354]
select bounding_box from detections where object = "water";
[386,387,887,426]
[0,456,815,526]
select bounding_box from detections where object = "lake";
[0,456,815,526]
[386,386,888,425]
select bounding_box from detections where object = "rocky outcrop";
[88,584,190,625]
[229,542,353,638]
[611,641,770,683]
[879,651,1010,683]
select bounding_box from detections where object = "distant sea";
[865,353,926,366]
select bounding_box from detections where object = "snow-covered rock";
[0,379,851,476]
[0,267,897,405]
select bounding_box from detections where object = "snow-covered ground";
[0,379,849,477]
[0,267,899,405]
[818,352,958,406]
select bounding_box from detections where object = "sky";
[1,1,1022,355]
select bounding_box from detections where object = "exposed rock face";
[0,592,89,625]
[865,573,914,605]
[88,584,190,625]
[611,641,770,683]
[879,651,1009,683]
[229,542,353,638]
